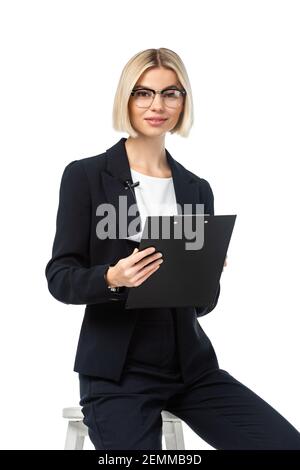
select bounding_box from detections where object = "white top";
[126,168,178,243]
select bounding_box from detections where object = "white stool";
[63,407,185,450]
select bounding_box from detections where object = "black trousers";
[79,307,300,450]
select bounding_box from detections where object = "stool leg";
[64,421,85,450]
[173,421,185,450]
[163,420,185,450]
[163,420,177,450]
[163,421,174,449]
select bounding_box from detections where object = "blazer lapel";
[100,137,201,239]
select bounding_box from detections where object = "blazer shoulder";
[75,150,107,173]
[176,161,215,209]
[177,160,213,195]
[61,150,107,182]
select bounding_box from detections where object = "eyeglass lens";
[132,89,184,108]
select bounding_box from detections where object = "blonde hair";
[112,48,194,138]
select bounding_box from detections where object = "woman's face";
[128,67,185,137]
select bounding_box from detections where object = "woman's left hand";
[223,255,228,271]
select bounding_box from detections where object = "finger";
[133,264,161,287]
[135,252,162,271]
[132,246,156,262]
[132,257,162,283]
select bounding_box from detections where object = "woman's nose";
[149,93,165,109]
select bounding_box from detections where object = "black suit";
[46,137,300,450]
[45,137,220,383]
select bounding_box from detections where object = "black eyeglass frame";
[130,86,187,98]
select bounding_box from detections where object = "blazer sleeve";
[45,160,128,305]
[195,179,221,318]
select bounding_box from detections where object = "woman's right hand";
[105,247,163,288]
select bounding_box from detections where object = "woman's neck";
[125,136,170,176]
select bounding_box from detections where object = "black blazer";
[45,137,221,383]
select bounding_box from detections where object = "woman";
[45,47,300,450]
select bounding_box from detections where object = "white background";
[0,0,299,450]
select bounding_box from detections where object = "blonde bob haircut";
[112,48,194,138]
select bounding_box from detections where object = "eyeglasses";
[130,86,186,109]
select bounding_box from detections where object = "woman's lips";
[145,118,167,126]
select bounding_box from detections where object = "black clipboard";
[125,214,237,309]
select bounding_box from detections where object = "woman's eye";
[136,91,151,97]
[163,91,178,98]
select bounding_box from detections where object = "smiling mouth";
[145,118,167,122]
